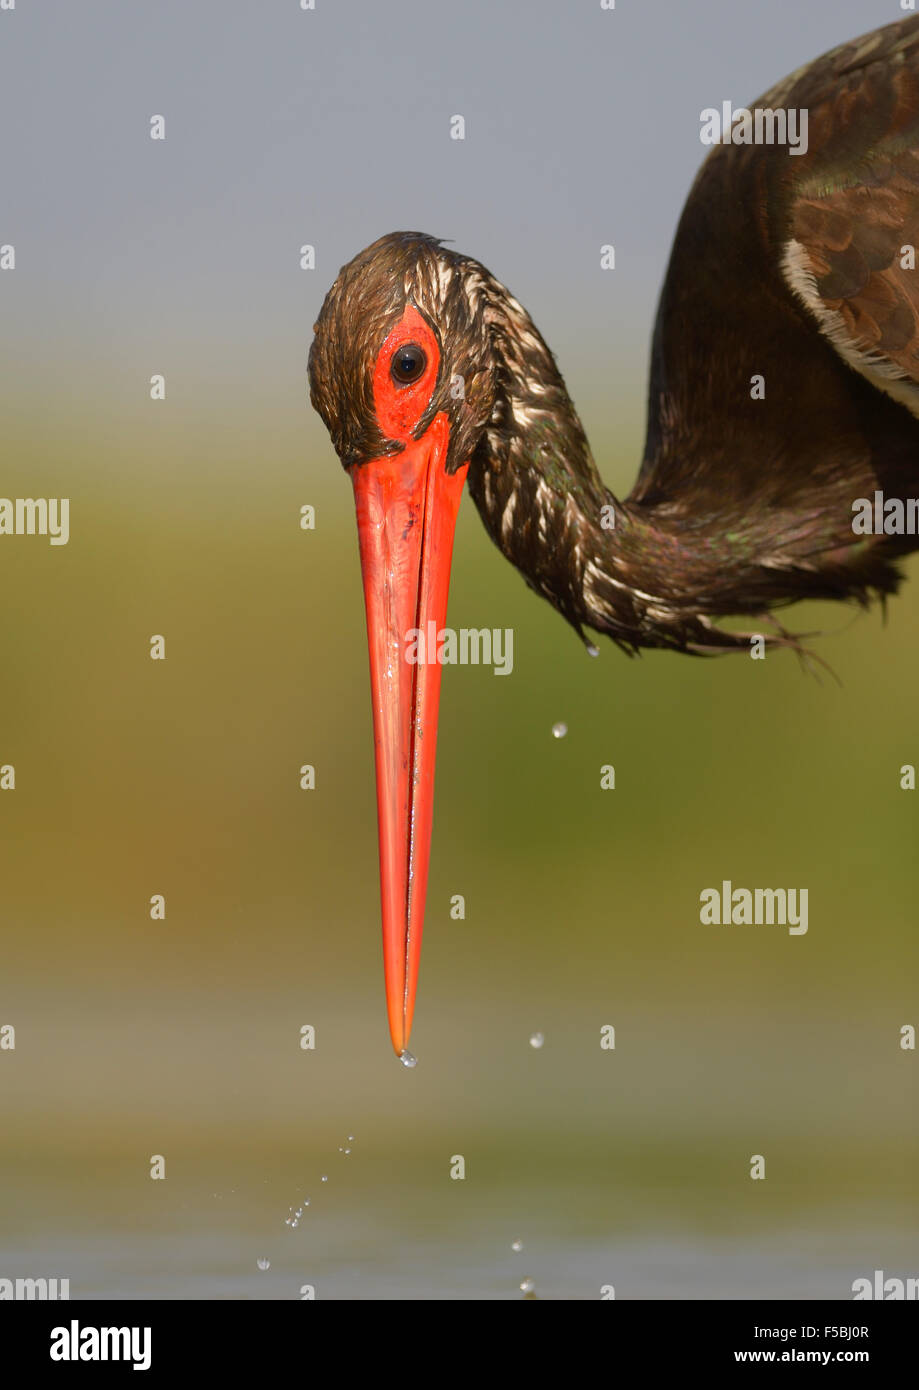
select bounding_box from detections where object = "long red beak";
[349,412,468,1058]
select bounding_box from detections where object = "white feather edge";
[781,238,919,420]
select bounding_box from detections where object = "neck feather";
[464,277,751,652]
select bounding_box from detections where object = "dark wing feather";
[630,15,919,604]
[789,159,919,382]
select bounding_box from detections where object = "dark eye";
[390,342,427,386]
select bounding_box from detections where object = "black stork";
[308,15,919,1058]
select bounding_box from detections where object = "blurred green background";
[0,0,916,1298]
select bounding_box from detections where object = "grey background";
[0,0,915,1301]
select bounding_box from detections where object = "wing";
[631,15,919,595]
[785,153,919,410]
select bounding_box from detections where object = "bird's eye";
[390,343,427,386]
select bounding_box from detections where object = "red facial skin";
[348,305,468,1056]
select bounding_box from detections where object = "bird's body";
[308,15,919,1053]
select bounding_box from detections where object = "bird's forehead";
[317,238,478,353]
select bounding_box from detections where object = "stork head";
[308,231,499,474]
[308,233,501,1057]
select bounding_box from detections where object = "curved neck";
[462,271,783,654]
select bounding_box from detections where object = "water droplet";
[551,722,567,739]
[529,1032,544,1049]
[338,1146,344,1152]
[347,1135,355,1142]
[295,1208,303,1218]
[303,1199,310,1207]
[284,1218,293,1227]
[511,1239,524,1253]
[344,1148,351,1155]
[290,1219,299,1229]
[321,1175,328,1183]
[586,644,599,657]
[257,1257,270,1271]
[399,1049,418,1068]
[519,1277,536,1294]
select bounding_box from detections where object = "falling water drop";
[519,1276,536,1294]
[348,1135,355,1142]
[344,1148,351,1156]
[321,1175,329,1183]
[400,1049,418,1068]
[511,1239,524,1253]
[257,1257,270,1271]
[551,722,567,739]
[529,1032,545,1049]
[586,644,599,657]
